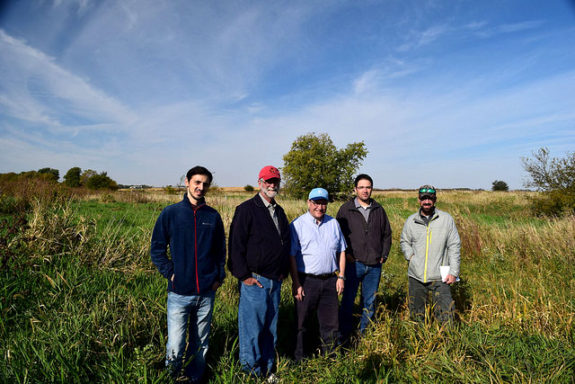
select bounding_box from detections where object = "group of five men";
[151,165,460,383]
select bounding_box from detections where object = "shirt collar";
[259,193,276,208]
[306,211,325,225]
[354,197,372,209]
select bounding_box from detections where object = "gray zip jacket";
[400,208,461,283]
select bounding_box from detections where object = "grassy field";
[1,188,574,383]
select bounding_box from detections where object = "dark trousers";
[294,274,339,361]
[408,277,454,323]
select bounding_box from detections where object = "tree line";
[0,167,118,190]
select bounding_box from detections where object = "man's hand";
[242,277,263,288]
[336,278,344,295]
[445,274,457,285]
[293,284,305,301]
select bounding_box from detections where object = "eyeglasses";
[261,178,280,185]
[419,188,436,194]
[310,200,328,206]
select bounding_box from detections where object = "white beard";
[264,189,278,199]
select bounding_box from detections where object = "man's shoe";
[266,373,279,384]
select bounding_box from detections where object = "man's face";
[355,179,373,202]
[307,199,328,221]
[418,195,436,214]
[259,178,280,200]
[185,174,210,201]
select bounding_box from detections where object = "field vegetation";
[1,183,574,383]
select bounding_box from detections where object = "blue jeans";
[166,290,215,382]
[339,261,381,341]
[238,274,281,377]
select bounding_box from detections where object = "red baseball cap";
[259,165,281,180]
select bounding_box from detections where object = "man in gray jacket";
[400,185,460,323]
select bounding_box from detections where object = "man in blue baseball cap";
[289,188,347,361]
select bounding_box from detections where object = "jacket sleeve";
[215,213,227,283]
[228,205,252,281]
[380,208,393,262]
[150,210,174,279]
[400,218,414,261]
[446,217,461,277]
[280,210,292,277]
[336,205,352,256]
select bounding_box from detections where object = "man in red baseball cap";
[228,165,291,380]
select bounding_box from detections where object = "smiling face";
[307,199,328,221]
[258,177,280,202]
[354,178,373,204]
[418,194,436,215]
[185,174,210,204]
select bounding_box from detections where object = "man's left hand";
[445,274,457,285]
[336,279,344,295]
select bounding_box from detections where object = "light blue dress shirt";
[290,212,347,275]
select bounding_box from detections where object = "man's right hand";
[242,277,263,288]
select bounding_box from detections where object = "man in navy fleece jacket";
[151,166,226,383]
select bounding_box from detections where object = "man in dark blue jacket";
[151,166,226,383]
[228,165,291,379]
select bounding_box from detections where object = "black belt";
[299,272,335,280]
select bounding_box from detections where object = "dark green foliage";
[244,184,254,192]
[63,166,82,187]
[522,147,575,215]
[0,170,59,184]
[80,169,98,186]
[82,170,119,190]
[282,132,368,199]
[491,180,509,191]
[37,167,60,182]
[85,172,118,190]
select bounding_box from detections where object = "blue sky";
[1,0,574,189]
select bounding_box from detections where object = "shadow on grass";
[452,277,472,318]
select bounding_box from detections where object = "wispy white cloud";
[474,20,545,38]
[0,29,136,133]
[397,24,450,52]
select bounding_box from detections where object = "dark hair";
[354,174,373,187]
[186,166,213,184]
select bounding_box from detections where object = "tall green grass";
[1,189,574,382]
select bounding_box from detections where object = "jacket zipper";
[194,207,200,293]
[424,223,432,283]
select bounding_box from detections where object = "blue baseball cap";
[308,188,329,201]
